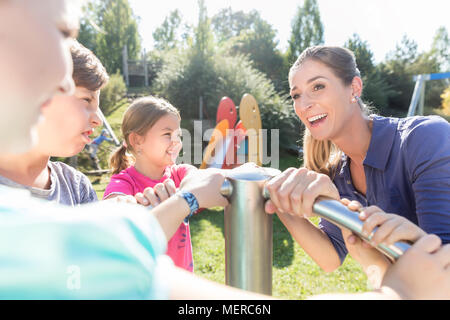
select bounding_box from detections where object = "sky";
[128,0,450,63]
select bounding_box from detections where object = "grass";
[190,209,369,299]
[188,153,369,300]
[90,144,369,299]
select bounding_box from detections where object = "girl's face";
[289,59,359,142]
[135,114,182,168]
[36,87,102,157]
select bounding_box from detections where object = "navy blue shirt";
[319,115,450,264]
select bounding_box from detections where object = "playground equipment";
[200,119,229,169]
[239,94,262,166]
[407,72,450,117]
[220,164,279,295]
[220,164,412,295]
[201,94,262,169]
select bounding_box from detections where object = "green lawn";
[90,141,369,299]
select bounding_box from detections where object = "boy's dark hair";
[70,40,109,91]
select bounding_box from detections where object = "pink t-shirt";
[103,164,195,272]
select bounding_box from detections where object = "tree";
[77,0,106,53]
[344,34,395,112]
[286,0,324,66]
[95,0,141,74]
[152,10,183,51]
[379,34,443,113]
[441,87,450,116]
[430,26,450,72]
[344,34,375,77]
[212,8,285,92]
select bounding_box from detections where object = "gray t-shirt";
[0,161,98,206]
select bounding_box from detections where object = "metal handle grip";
[262,187,411,261]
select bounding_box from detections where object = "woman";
[265,46,450,281]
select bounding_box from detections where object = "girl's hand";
[264,167,340,218]
[179,168,228,208]
[359,205,426,247]
[105,194,138,205]
[134,179,177,207]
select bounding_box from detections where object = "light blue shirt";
[320,115,450,263]
[0,185,170,299]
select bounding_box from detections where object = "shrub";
[152,50,301,150]
[441,86,450,116]
[99,71,127,116]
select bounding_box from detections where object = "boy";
[0,40,108,206]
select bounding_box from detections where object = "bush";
[99,71,127,116]
[152,50,301,150]
[441,86,450,116]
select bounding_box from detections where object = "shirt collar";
[363,115,398,171]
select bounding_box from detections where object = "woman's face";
[0,0,79,153]
[289,59,358,141]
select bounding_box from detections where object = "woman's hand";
[264,167,340,218]
[179,168,229,209]
[134,179,177,207]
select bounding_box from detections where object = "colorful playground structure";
[200,93,263,170]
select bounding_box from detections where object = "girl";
[103,96,197,272]
[264,46,450,282]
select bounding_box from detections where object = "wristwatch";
[176,190,199,222]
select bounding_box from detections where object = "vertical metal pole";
[418,81,425,116]
[223,179,273,295]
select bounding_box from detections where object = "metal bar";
[312,197,411,261]
[98,108,120,146]
[261,188,411,261]
[428,72,450,81]
[407,75,425,117]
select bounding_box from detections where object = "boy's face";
[36,86,103,157]
[0,0,79,153]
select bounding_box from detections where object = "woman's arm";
[275,211,342,272]
[264,167,343,272]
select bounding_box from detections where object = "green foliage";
[214,9,286,92]
[95,0,141,74]
[153,49,300,149]
[344,34,396,113]
[379,34,444,112]
[100,71,127,116]
[430,26,450,72]
[152,10,183,51]
[442,86,450,116]
[286,0,324,66]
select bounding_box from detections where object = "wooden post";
[122,45,129,87]
[143,48,148,87]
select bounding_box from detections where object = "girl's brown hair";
[289,46,372,178]
[109,96,180,175]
